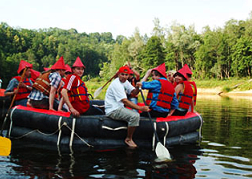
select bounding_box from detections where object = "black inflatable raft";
[8,104,203,149]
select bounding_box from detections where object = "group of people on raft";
[4,57,197,148]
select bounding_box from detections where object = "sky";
[0,0,252,38]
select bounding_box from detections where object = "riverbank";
[198,87,252,97]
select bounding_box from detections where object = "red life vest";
[177,81,193,110]
[189,81,197,106]
[68,75,90,104]
[146,79,175,109]
[13,76,32,101]
[173,81,178,88]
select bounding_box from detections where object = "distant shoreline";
[198,87,252,97]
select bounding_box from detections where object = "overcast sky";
[0,0,251,38]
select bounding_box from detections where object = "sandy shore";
[198,87,252,97]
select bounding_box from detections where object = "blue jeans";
[15,98,28,106]
[129,97,138,112]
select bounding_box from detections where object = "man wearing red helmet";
[105,65,149,148]
[137,63,179,117]
[61,57,103,117]
[4,60,33,106]
[28,56,66,110]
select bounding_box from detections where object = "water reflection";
[6,141,202,178]
[1,95,252,178]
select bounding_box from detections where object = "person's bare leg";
[125,126,137,147]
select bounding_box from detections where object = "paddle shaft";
[140,89,160,143]
[1,67,28,135]
[101,73,118,89]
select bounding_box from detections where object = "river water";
[1,94,252,178]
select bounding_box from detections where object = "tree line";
[1,12,252,87]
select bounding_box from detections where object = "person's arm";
[132,68,140,81]
[167,92,179,116]
[49,86,57,111]
[175,83,183,97]
[141,69,152,82]
[48,72,62,111]
[131,85,139,96]
[58,97,64,112]
[121,98,149,112]
[61,88,80,117]
[190,99,194,112]
[4,90,18,97]
[4,79,18,97]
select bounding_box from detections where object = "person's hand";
[140,106,150,112]
[166,113,172,117]
[19,82,26,88]
[127,61,131,68]
[13,89,18,95]
[136,82,142,88]
[146,69,152,76]
[70,107,80,117]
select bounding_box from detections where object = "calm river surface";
[1,94,252,178]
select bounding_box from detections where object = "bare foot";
[125,138,137,148]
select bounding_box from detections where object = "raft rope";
[12,122,66,139]
[59,122,93,148]
[101,126,127,131]
[69,118,76,147]
[152,122,157,151]
[179,134,186,144]
[8,106,18,138]
[163,122,169,145]
[10,115,93,148]
[57,117,63,146]
[197,113,203,140]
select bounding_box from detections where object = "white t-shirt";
[105,77,135,114]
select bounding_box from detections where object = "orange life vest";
[13,76,32,101]
[189,81,197,106]
[68,75,89,104]
[177,81,193,110]
[146,79,175,109]
[32,71,51,96]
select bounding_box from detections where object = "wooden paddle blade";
[155,142,171,160]
[0,136,11,156]
[94,87,103,98]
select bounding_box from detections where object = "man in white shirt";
[105,65,149,148]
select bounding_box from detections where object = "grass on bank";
[85,77,252,100]
[194,78,252,93]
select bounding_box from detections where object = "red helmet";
[152,63,167,78]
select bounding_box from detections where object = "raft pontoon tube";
[8,104,203,149]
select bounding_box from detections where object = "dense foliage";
[1,13,252,87]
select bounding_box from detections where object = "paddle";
[1,67,28,135]
[139,89,171,160]
[0,136,11,156]
[94,73,118,98]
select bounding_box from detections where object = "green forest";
[1,13,252,88]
